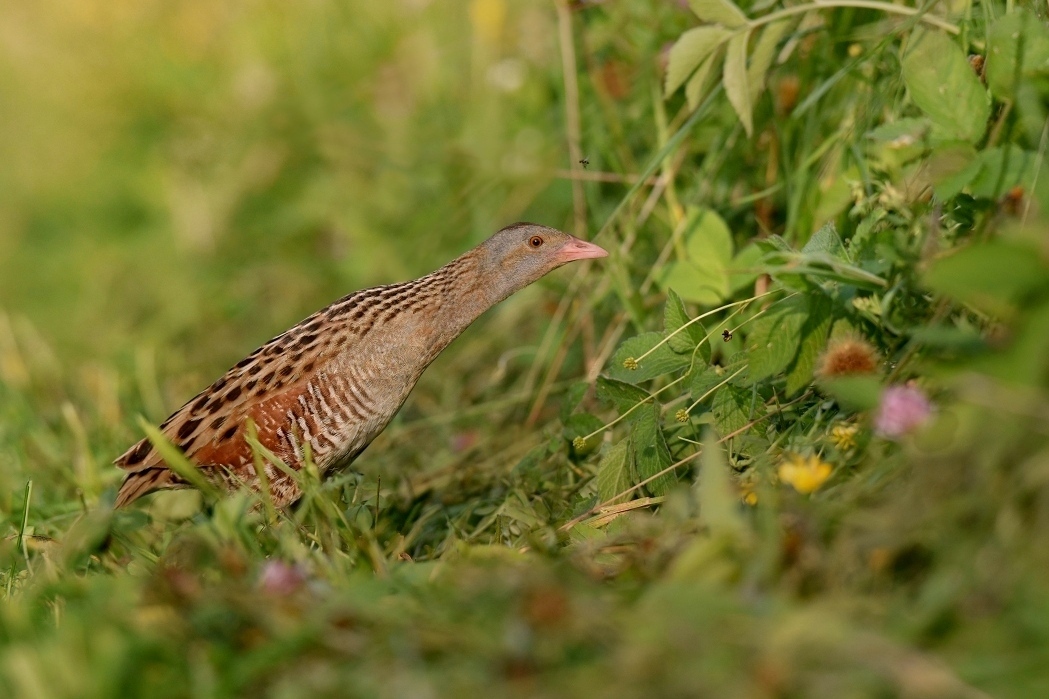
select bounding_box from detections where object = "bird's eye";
[529,236,544,248]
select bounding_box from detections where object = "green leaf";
[631,404,677,497]
[559,380,590,422]
[746,20,793,105]
[969,299,1049,385]
[745,296,807,383]
[697,431,746,538]
[596,376,652,415]
[866,117,931,143]
[762,251,888,290]
[757,234,793,253]
[784,294,833,396]
[986,11,1049,100]
[666,26,732,95]
[727,243,763,294]
[968,146,1036,200]
[801,222,849,261]
[902,29,989,143]
[686,50,721,110]
[658,208,735,305]
[923,240,1048,315]
[659,261,723,306]
[684,207,734,263]
[499,493,541,529]
[908,324,985,353]
[596,440,633,505]
[820,376,882,411]
[927,143,980,200]
[663,288,710,361]
[691,365,727,402]
[688,0,748,28]
[563,412,605,457]
[723,30,754,136]
[711,384,765,439]
[607,332,691,384]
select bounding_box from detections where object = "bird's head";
[478,223,608,300]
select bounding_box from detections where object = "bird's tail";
[114,467,177,508]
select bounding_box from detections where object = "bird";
[114,223,607,508]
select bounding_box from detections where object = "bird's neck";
[421,248,507,356]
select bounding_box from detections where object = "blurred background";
[0,0,613,500]
[0,0,573,357]
[4,1,1049,695]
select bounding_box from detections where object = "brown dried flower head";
[816,336,880,379]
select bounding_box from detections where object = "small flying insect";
[722,329,733,342]
[579,157,589,169]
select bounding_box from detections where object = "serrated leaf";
[784,294,833,396]
[664,288,711,361]
[724,30,754,136]
[697,431,746,537]
[686,50,721,110]
[757,234,793,253]
[801,222,849,261]
[631,404,677,496]
[902,29,989,143]
[666,26,732,95]
[746,19,793,105]
[596,440,633,505]
[711,384,766,439]
[607,332,691,384]
[690,366,726,402]
[596,376,652,415]
[745,296,807,382]
[688,0,748,28]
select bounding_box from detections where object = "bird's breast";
[290,345,425,469]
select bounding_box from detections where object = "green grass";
[3,1,1049,696]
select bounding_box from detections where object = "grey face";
[480,223,608,299]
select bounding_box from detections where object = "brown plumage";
[114,223,607,508]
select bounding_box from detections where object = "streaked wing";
[114,306,345,475]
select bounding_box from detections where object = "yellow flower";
[778,454,833,494]
[829,423,859,451]
[674,409,689,423]
[622,357,639,371]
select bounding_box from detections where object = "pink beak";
[556,236,609,263]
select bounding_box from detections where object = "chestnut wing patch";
[114,315,345,474]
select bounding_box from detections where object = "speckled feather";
[114,223,607,508]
